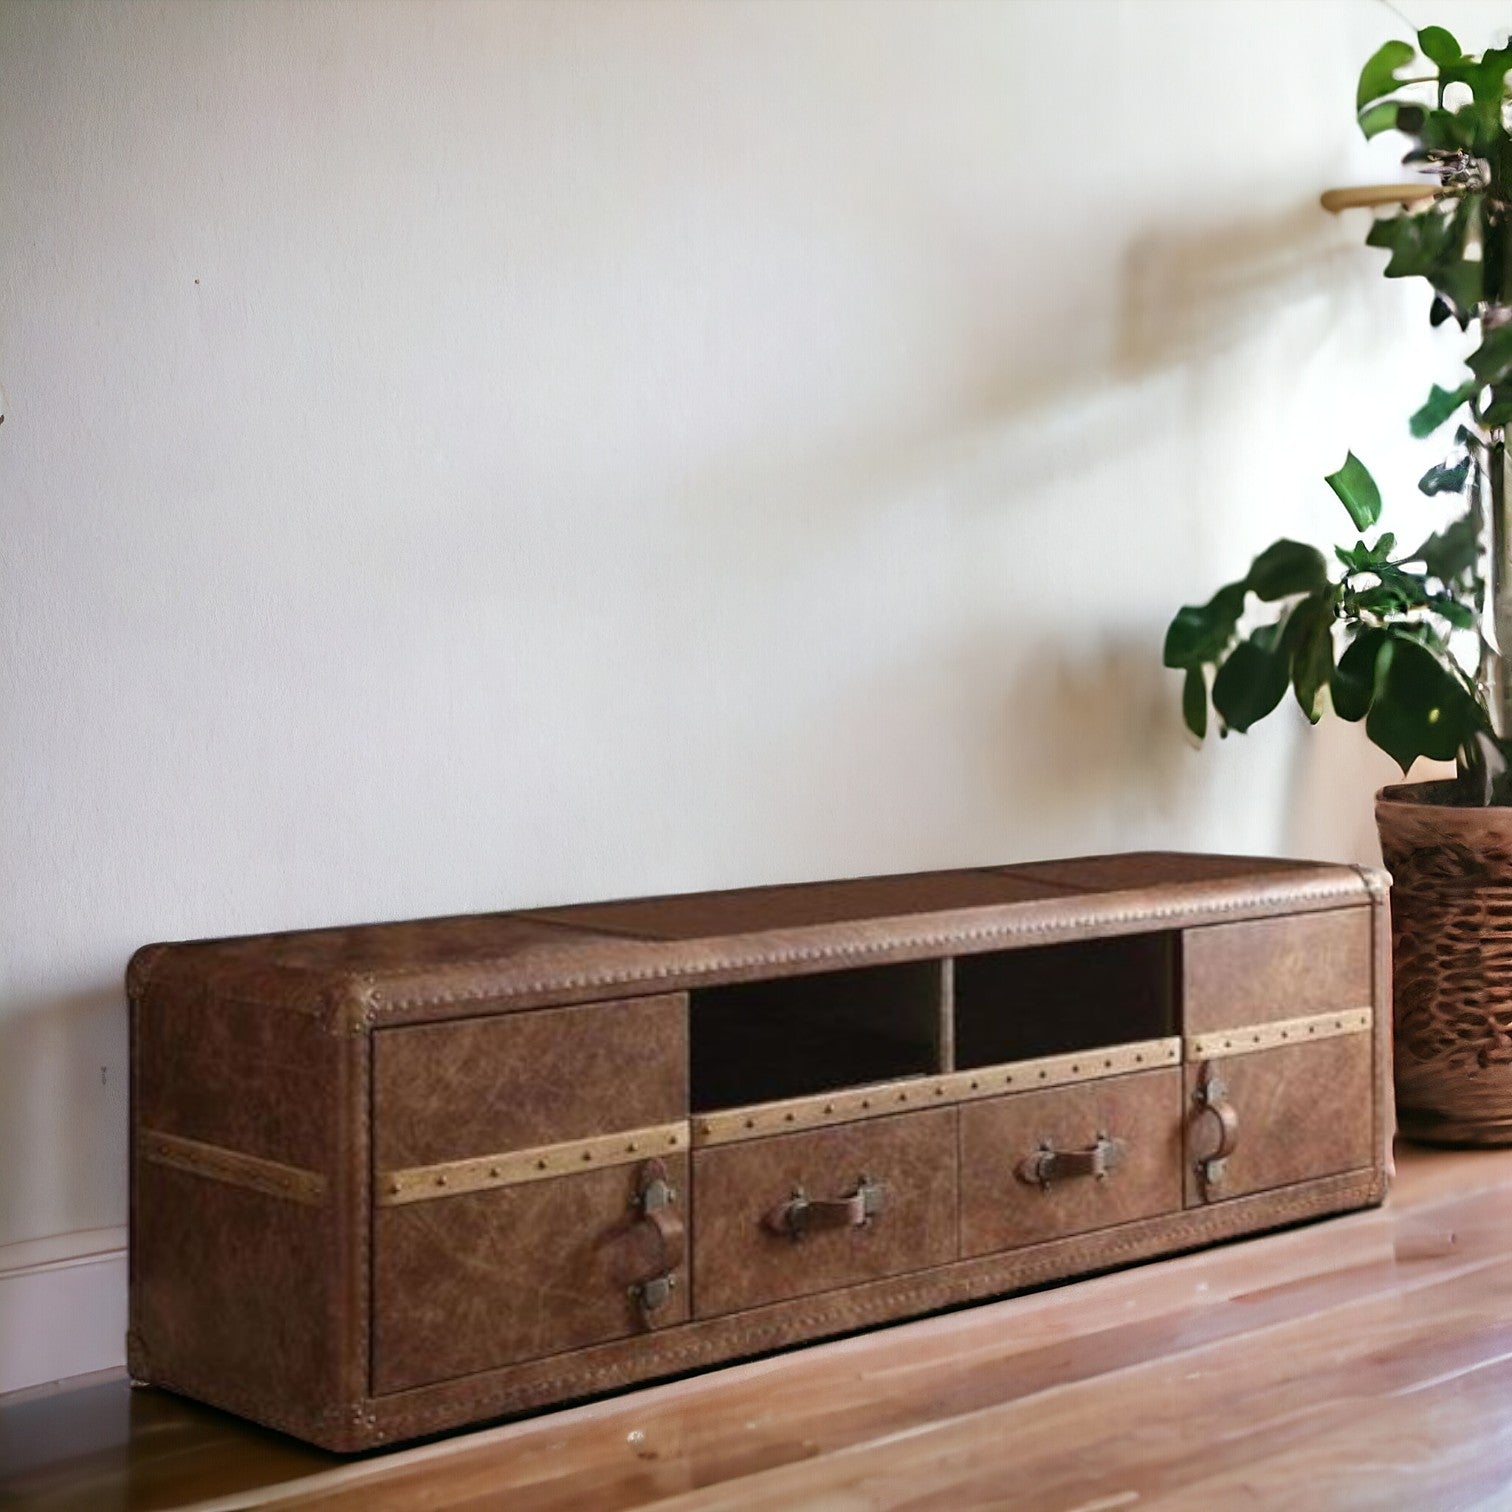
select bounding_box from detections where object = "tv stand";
[127,852,1391,1450]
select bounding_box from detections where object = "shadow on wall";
[630,195,1377,867]
[659,195,1363,549]
[1008,637,1191,838]
[981,200,1373,851]
[943,196,1364,477]
[1117,198,1362,373]
[0,987,128,1248]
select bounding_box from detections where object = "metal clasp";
[628,1158,683,1319]
[630,1272,677,1311]
[1017,1132,1125,1192]
[766,1175,885,1241]
[1192,1072,1240,1196]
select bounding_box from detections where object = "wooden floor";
[6,1143,1512,1511]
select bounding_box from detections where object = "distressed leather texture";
[129,852,1378,1028]
[373,1156,692,1394]
[1183,1034,1376,1206]
[691,1109,957,1317]
[525,868,1078,938]
[959,1068,1184,1257]
[127,852,1390,1451]
[135,987,336,1169]
[1183,908,1373,1032]
[373,994,686,1167]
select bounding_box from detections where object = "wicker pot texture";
[1377,780,1512,1146]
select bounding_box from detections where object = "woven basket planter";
[1377,780,1512,1145]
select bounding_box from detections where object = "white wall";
[1,0,1504,1388]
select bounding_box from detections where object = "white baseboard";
[0,1227,128,1395]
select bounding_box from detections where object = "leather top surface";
[130,852,1376,1026]
[523,868,1076,939]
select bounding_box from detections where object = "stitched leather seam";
[361,1170,1382,1435]
[356,1031,372,1414]
[136,1171,1381,1446]
[366,886,1373,1015]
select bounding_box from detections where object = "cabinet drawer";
[1185,1032,1374,1205]
[691,1107,956,1318]
[1183,909,1372,1033]
[959,1067,1182,1258]
[372,994,689,1394]
[373,993,687,1167]
[374,1155,690,1394]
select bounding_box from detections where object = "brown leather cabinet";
[127,852,1392,1451]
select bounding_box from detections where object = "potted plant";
[1166,26,1512,1145]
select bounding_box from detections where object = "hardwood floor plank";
[264,1177,1512,1511]
[622,1252,1512,1510]
[8,1147,1512,1512]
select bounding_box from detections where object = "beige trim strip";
[1186,1007,1373,1061]
[692,1037,1182,1147]
[378,1121,688,1207]
[941,1036,1182,1105]
[141,1129,327,1206]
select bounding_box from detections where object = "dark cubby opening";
[953,933,1177,1067]
[690,960,943,1111]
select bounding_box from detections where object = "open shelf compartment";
[952,932,1178,1068]
[690,960,946,1112]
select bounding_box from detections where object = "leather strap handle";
[642,1203,685,1272]
[1192,1071,1240,1196]
[630,1159,684,1318]
[764,1176,885,1240]
[1017,1133,1125,1190]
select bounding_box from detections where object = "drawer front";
[691,1108,956,1318]
[373,993,687,1168]
[1185,1033,1375,1206]
[959,1068,1182,1258]
[373,1154,690,1394]
[372,994,689,1394]
[1183,909,1372,1033]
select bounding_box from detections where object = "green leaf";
[1418,456,1471,496]
[1395,103,1428,137]
[1454,99,1504,156]
[1429,594,1476,629]
[1426,197,1485,314]
[1418,25,1462,69]
[1163,581,1245,669]
[1212,630,1290,734]
[1358,100,1404,139]
[1376,563,1434,606]
[1445,44,1512,111]
[1413,515,1479,582]
[1246,539,1329,601]
[1357,39,1416,111]
[1331,629,1389,722]
[1336,533,1398,573]
[1356,580,1420,614]
[1412,104,1482,150]
[1365,209,1446,280]
[1285,590,1336,724]
[1365,635,1482,772]
[1411,381,1478,438]
[1467,325,1512,386]
[1324,452,1382,530]
[1182,666,1207,740]
[1482,388,1512,428]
